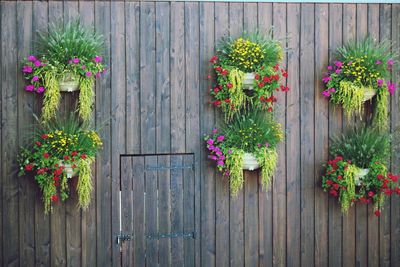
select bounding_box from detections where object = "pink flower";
[81,65,86,70]
[96,72,101,78]
[72,58,80,64]
[209,155,217,161]
[31,76,39,82]
[377,79,384,87]
[68,60,73,64]
[387,80,396,95]
[34,60,41,67]
[28,55,36,62]
[334,61,343,68]
[327,66,333,71]
[25,85,34,92]
[212,128,218,134]
[322,76,332,83]
[329,88,336,93]
[85,71,92,77]
[36,87,45,93]
[387,59,394,66]
[208,145,215,151]
[22,65,33,73]
[206,139,214,145]
[94,56,103,63]
[216,135,225,142]
[335,69,342,74]
[217,160,224,166]
[322,90,330,97]
[375,60,382,65]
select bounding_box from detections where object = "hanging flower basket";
[59,161,78,178]
[242,152,260,171]
[242,72,256,90]
[59,73,80,92]
[362,87,376,102]
[354,167,369,186]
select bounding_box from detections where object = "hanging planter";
[209,31,289,122]
[204,111,283,196]
[18,116,102,214]
[321,37,397,131]
[21,20,107,122]
[321,127,400,216]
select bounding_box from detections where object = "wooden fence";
[1,1,399,266]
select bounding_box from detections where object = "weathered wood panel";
[1,2,400,266]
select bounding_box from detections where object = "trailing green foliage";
[257,147,278,190]
[42,71,61,122]
[330,80,365,119]
[373,85,389,132]
[341,164,357,213]
[78,77,95,121]
[77,157,94,210]
[225,149,244,196]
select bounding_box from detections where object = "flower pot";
[354,168,369,186]
[59,73,80,92]
[60,162,78,178]
[242,153,260,171]
[242,72,255,90]
[363,87,376,102]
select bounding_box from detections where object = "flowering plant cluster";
[322,37,397,130]
[18,117,102,214]
[204,112,283,195]
[322,156,399,216]
[209,32,288,121]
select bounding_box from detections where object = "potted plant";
[321,37,397,131]
[18,115,102,214]
[321,127,399,216]
[209,31,289,121]
[21,20,106,122]
[204,111,283,196]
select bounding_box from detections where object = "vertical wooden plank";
[16,2,35,266]
[328,4,343,267]
[213,2,230,267]
[243,3,259,267]
[379,4,392,267]
[94,1,112,266]
[199,2,216,266]
[120,156,133,267]
[228,3,244,267]
[158,155,172,266]
[1,2,19,267]
[286,3,301,267]
[170,155,184,265]
[314,4,329,267]
[272,3,287,266]
[0,2,2,264]
[257,3,273,266]
[132,157,145,267]
[300,4,315,267]
[342,4,357,267]
[355,5,368,267]
[184,2,200,266]
[126,1,141,155]
[145,156,158,266]
[367,4,380,267]
[390,4,400,266]
[33,2,51,266]
[111,2,126,266]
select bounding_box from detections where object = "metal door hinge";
[146,231,196,240]
[116,232,133,246]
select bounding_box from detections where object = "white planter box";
[242,152,260,171]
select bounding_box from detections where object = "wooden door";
[120,154,196,267]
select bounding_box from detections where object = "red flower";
[72,164,77,169]
[255,74,260,80]
[43,153,50,159]
[51,195,58,202]
[41,134,49,139]
[53,176,60,182]
[347,160,352,164]
[336,156,343,161]
[226,83,233,89]
[71,151,78,157]
[54,169,62,176]
[215,66,222,72]
[64,155,70,161]
[333,183,340,190]
[224,99,231,103]
[384,189,392,196]
[267,107,273,112]
[258,82,265,88]
[368,191,375,198]
[81,154,87,159]
[389,173,398,182]
[35,141,42,147]
[262,76,270,83]
[260,96,265,102]
[337,175,342,181]
[359,196,367,203]
[213,100,221,106]
[209,56,218,64]
[377,174,385,181]
[213,87,220,93]
[326,180,333,186]
[374,210,381,217]
[221,70,229,76]
[25,164,33,171]
[273,64,279,71]
[329,189,338,197]
[54,181,59,187]
[37,168,46,175]
[395,187,400,195]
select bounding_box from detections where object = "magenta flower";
[96,72,101,78]
[209,155,217,161]
[334,61,343,68]
[327,66,333,71]
[82,65,86,70]
[387,80,396,95]
[206,139,214,145]
[72,58,80,64]
[94,56,103,63]
[31,76,39,82]
[214,146,220,152]
[335,69,342,74]
[25,85,34,92]
[257,143,262,148]
[22,65,33,73]
[375,60,382,65]
[387,59,394,66]
[216,135,225,142]
[377,79,384,87]
[212,128,218,134]
[217,160,224,166]
[28,55,36,62]
[34,60,41,67]
[329,88,336,93]
[85,71,92,77]
[322,76,332,83]
[36,86,45,93]
[208,145,215,151]
[322,90,330,97]
[219,155,225,160]
[216,151,223,157]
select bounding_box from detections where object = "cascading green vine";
[76,157,94,210]
[341,164,357,213]
[78,77,95,121]
[225,149,244,196]
[223,69,246,121]
[372,86,389,132]
[257,147,278,190]
[333,80,365,119]
[42,181,57,214]
[42,71,61,122]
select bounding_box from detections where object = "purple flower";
[209,155,217,161]
[329,88,336,93]
[94,56,103,63]
[387,80,396,95]
[217,160,224,166]
[224,170,230,176]
[213,146,220,152]
[334,61,343,68]
[216,151,223,157]
[327,66,333,71]
[212,128,218,134]
[34,60,41,67]
[36,86,45,93]
[257,143,262,148]
[85,71,92,77]
[322,76,332,84]
[335,69,342,74]
[96,72,101,78]
[208,145,215,151]
[25,85,34,92]
[219,155,225,160]
[377,79,384,87]
[28,55,36,62]
[216,135,225,142]
[22,65,33,73]
[31,76,39,82]
[387,59,394,66]
[82,65,87,70]
[322,90,330,97]
[72,58,80,64]
[207,139,214,145]
[375,60,382,65]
